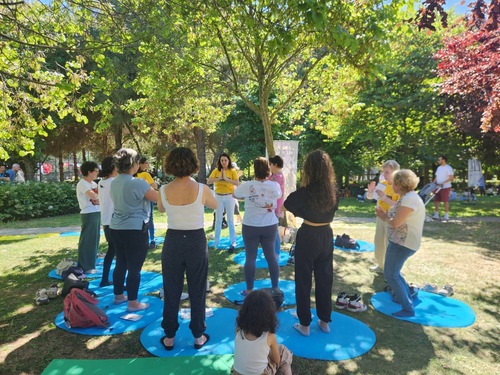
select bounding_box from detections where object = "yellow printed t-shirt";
[136,171,154,186]
[378,182,400,211]
[209,168,239,194]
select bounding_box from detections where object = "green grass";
[0,200,499,374]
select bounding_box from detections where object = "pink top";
[269,171,285,218]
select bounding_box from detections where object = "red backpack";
[63,288,110,328]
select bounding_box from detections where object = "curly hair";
[80,161,99,177]
[236,290,278,337]
[113,148,141,173]
[216,152,233,171]
[254,157,270,180]
[393,169,419,194]
[164,147,199,177]
[99,156,115,178]
[300,150,337,212]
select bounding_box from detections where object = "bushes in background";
[0,182,79,222]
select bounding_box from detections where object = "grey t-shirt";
[110,174,151,230]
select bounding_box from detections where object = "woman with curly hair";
[375,169,425,317]
[158,147,217,350]
[283,150,338,336]
[232,290,292,375]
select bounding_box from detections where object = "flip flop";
[293,323,310,337]
[160,336,174,351]
[194,333,210,349]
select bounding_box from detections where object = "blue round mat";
[141,307,238,357]
[88,270,163,297]
[208,236,244,250]
[276,308,376,361]
[224,279,296,306]
[60,230,104,237]
[233,248,289,268]
[54,294,163,335]
[371,291,476,327]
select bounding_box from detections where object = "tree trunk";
[260,99,275,156]
[193,126,207,184]
[82,148,87,163]
[73,152,79,181]
[58,150,64,182]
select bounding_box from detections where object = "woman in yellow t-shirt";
[136,157,158,249]
[207,152,240,252]
[366,160,400,272]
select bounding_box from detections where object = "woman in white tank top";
[157,147,217,351]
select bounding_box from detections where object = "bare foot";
[317,319,331,333]
[127,301,150,312]
[112,295,128,304]
[293,323,310,336]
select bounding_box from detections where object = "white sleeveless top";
[160,181,205,230]
[233,330,270,375]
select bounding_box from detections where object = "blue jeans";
[384,241,416,311]
[148,201,155,242]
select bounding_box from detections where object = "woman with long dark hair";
[136,157,158,249]
[283,150,338,336]
[207,152,240,252]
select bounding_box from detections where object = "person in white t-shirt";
[98,157,118,287]
[375,169,425,318]
[432,155,454,221]
[234,157,282,297]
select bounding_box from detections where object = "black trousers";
[110,227,149,301]
[294,224,334,326]
[100,225,116,284]
[161,228,208,339]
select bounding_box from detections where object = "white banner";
[468,159,483,187]
[272,140,299,200]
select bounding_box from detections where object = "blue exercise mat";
[224,279,296,306]
[233,248,289,268]
[141,307,238,357]
[208,236,244,250]
[88,271,163,297]
[334,239,375,253]
[371,291,476,327]
[54,295,162,335]
[60,230,104,237]
[276,308,376,361]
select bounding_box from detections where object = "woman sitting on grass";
[375,169,425,317]
[232,290,292,375]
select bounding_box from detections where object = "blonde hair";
[382,160,400,171]
[393,169,419,194]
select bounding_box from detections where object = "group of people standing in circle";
[74,146,427,374]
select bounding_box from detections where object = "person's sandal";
[194,333,210,349]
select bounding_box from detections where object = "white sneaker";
[443,213,449,221]
[370,265,383,273]
[432,213,440,220]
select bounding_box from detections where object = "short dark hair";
[99,156,115,178]
[254,157,270,179]
[80,161,98,177]
[236,290,278,337]
[113,148,141,173]
[217,152,233,171]
[269,155,284,168]
[439,155,447,162]
[164,147,199,177]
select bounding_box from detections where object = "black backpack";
[61,273,91,297]
[335,234,361,250]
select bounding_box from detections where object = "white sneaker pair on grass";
[422,283,454,296]
[432,213,450,221]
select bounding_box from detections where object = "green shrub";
[0,182,79,222]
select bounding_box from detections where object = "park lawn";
[0,214,499,374]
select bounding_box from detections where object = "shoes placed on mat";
[438,284,454,296]
[149,241,157,250]
[422,283,439,293]
[35,288,49,305]
[47,283,60,299]
[347,294,368,312]
[334,292,349,309]
[370,265,383,273]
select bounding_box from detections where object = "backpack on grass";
[63,288,109,329]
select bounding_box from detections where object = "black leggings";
[110,227,149,301]
[100,225,116,284]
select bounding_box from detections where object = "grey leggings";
[242,223,279,290]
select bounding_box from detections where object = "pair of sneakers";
[36,283,61,305]
[335,292,367,312]
[432,213,450,221]
[422,283,454,296]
